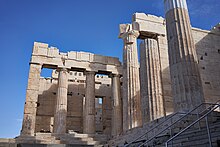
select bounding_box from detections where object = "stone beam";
[31,42,122,75]
[132,13,166,39]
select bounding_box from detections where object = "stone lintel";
[132,13,166,38]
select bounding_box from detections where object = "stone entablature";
[31,42,122,75]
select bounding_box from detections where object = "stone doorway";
[95,97,103,134]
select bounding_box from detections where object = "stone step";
[171,128,220,146]
[17,144,95,147]
[150,121,220,147]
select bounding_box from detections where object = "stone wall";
[35,71,112,135]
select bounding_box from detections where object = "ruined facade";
[120,13,220,124]
[17,0,220,145]
[21,43,123,138]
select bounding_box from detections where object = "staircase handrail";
[165,103,220,147]
[124,112,180,147]
[137,102,218,147]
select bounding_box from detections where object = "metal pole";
[196,107,201,130]
[205,116,212,147]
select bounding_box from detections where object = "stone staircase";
[0,132,108,147]
[169,121,220,147]
[55,132,108,145]
[107,113,184,146]
[144,118,220,147]
[108,103,220,147]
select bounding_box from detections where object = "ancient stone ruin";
[1,0,220,146]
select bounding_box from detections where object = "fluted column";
[21,63,42,136]
[164,0,204,112]
[83,71,96,134]
[53,68,68,134]
[120,30,142,132]
[140,38,165,123]
[111,74,122,137]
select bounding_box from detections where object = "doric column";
[120,30,142,132]
[111,74,122,137]
[53,68,68,134]
[21,63,42,136]
[164,0,204,112]
[83,71,96,134]
[140,38,165,123]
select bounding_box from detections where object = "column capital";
[119,30,140,44]
[120,30,140,39]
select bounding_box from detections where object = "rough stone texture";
[21,42,122,139]
[53,68,69,134]
[35,71,113,135]
[165,0,204,112]
[131,12,220,115]
[21,63,42,136]
[17,10,220,146]
[140,38,165,123]
[83,71,95,134]
[193,26,220,104]
[132,13,174,116]
[111,74,122,136]
[119,24,142,131]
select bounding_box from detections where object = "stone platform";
[0,132,107,147]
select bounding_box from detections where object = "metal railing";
[165,103,220,147]
[137,102,219,147]
[124,112,179,147]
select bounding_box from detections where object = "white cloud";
[187,0,220,17]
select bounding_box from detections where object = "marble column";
[111,74,122,136]
[164,0,204,112]
[120,30,142,132]
[21,63,42,136]
[53,68,68,134]
[140,38,165,123]
[83,71,96,134]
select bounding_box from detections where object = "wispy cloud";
[187,0,220,17]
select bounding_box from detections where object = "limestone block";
[107,57,121,66]
[80,52,91,62]
[47,47,59,57]
[27,78,40,90]
[133,13,164,23]
[67,51,77,59]
[32,42,48,55]
[36,47,48,56]
[34,42,48,48]
[93,54,107,64]
[133,21,166,36]
[25,89,39,102]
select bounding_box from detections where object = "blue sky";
[0,0,219,138]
